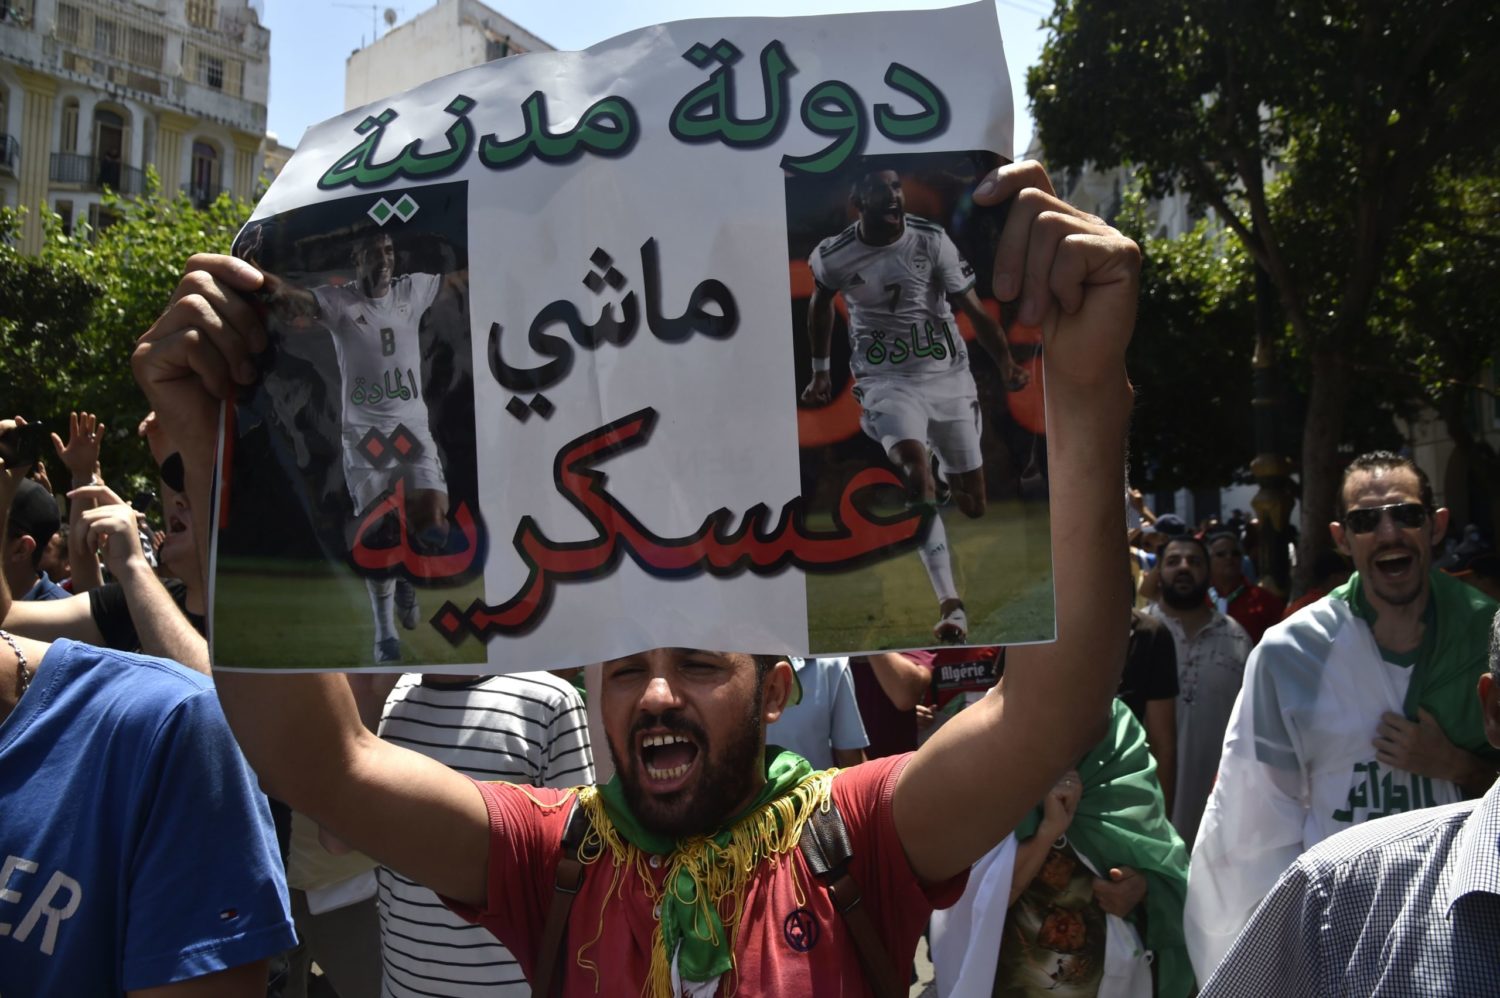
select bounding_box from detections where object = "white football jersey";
[809,216,975,381]
[313,272,442,435]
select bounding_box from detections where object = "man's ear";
[760,659,794,725]
[1430,507,1451,546]
[1330,520,1350,557]
[1478,673,1500,750]
[2,535,33,566]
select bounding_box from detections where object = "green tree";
[0,176,252,492]
[1030,0,1500,582]
[1116,189,1257,493]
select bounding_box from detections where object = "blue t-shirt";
[768,657,869,769]
[0,639,295,994]
[20,570,68,601]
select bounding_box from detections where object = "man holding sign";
[133,157,1139,995]
[802,165,1031,643]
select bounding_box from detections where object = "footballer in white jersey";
[266,230,463,662]
[802,168,1030,642]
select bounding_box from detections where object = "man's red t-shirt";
[447,754,964,995]
[1225,584,1286,645]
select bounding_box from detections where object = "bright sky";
[262,0,1053,152]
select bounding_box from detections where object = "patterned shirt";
[1201,777,1500,997]
[1146,605,1250,847]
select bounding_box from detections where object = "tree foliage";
[1115,189,1257,492]
[1030,0,1500,579]
[0,177,252,491]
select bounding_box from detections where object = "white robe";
[1183,598,1462,981]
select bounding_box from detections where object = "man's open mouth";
[638,731,700,785]
[1373,548,1416,581]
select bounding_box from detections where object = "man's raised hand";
[50,411,105,487]
[132,254,268,474]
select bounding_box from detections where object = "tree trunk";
[1294,350,1349,592]
[1439,391,1500,542]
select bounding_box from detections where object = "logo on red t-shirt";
[783,907,820,952]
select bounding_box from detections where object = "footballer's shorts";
[343,423,448,513]
[854,368,983,474]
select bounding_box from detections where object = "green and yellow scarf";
[574,748,834,997]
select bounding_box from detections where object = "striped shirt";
[377,672,594,997]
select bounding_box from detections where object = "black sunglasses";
[159,452,185,493]
[1342,502,1428,535]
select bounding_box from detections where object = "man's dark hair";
[1340,451,1435,512]
[1163,534,1210,564]
[7,479,61,572]
[1205,530,1242,557]
[751,654,785,681]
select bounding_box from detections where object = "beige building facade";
[344,0,549,114]
[0,0,270,251]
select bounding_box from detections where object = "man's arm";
[132,254,492,907]
[893,161,1139,885]
[1008,771,1080,905]
[865,651,930,712]
[130,960,267,998]
[2,591,107,644]
[72,488,207,672]
[949,288,1028,389]
[1143,696,1178,815]
[800,284,836,405]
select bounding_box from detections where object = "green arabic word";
[864,320,959,366]
[1331,760,1438,823]
[319,96,476,190]
[670,39,796,147]
[479,91,639,169]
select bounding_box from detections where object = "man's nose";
[1373,509,1405,542]
[638,674,682,714]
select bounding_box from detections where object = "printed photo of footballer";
[215,181,486,669]
[789,151,1054,653]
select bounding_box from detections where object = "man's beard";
[1161,575,1210,611]
[610,686,766,840]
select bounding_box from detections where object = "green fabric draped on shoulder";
[1015,699,1194,997]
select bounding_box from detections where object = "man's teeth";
[643,733,690,748]
[647,762,691,779]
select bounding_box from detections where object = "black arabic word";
[487,237,738,394]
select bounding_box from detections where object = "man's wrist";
[811,356,831,374]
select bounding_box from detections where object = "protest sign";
[212,1,1055,672]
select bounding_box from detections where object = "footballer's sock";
[918,513,960,604]
[367,577,398,645]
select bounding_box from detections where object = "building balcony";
[182,179,223,208]
[49,151,144,194]
[0,135,18,175]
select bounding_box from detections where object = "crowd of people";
[2,156,1498,998]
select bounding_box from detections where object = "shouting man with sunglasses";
[1183,450,1500,981]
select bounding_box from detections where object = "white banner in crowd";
[212,1,1056,672]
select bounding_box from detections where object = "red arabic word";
[433,407,928,642]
